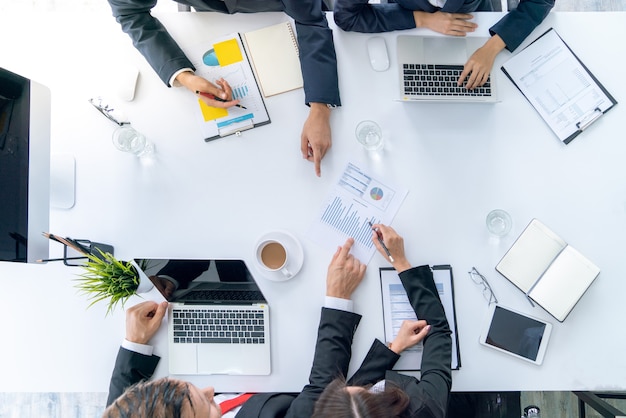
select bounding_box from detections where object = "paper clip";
[576,107,602,131]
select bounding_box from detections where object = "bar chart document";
[501,28,616,144]
[307,162,408,263]
[380,266,460,370]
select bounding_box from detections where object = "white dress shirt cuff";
[169,68,194,87]
[324,296,353,313]
[122,339,154,356]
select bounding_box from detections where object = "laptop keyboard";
[403,64,492,97]
[172,308,266,345]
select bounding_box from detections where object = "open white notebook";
[242,22,303,97]
[496,219,600,322]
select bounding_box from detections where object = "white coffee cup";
[256,240,292,278]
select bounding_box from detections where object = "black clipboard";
[501,28,617,144]
[379,265,461,371]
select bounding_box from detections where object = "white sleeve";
[121,339,154,356]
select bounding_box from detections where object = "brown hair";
[102,377,192,418]
[312,377,410,418]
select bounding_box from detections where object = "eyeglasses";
[468,267,498,305]
[88,97,125,126]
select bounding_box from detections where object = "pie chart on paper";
[370,187,384,201]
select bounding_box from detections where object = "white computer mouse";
[112,63,139,102]
[367,36,389,72]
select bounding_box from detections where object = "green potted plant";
[75,249,151,315]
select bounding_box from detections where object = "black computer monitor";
[0,67,51,262]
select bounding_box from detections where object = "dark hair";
[102,377,193,418]
[312,377,410,418]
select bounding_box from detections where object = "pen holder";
[62,240,115,267]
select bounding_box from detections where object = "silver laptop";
[135,258,271,375]
[397,35,498,102]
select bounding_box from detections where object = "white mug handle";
[280,266,293,279]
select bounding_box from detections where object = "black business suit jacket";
[107,0,341,106]
[346,265,453,418]
[106,266,451,417]
[334,0,554,53]
[237,266,452,417]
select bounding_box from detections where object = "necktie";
[219,393,254,414]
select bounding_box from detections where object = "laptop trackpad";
[424,37,467,64]
[197,343,271,375]
[197,344,242,374]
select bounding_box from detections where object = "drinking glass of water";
[355,120,384,151]
[112,125,154,157]
[486,209,512,237]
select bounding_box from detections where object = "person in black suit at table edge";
[103,226,451,417]
[310,224,452,418]
[333,0,554,90]
[107,0,341,178]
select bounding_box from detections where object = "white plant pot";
[129,259,154,294]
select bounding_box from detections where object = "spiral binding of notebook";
[285,22,299,57]
[242,22,303,97]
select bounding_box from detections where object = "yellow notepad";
[243,22,303,97]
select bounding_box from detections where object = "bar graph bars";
[320,196,377,248]
[232,84,249,100]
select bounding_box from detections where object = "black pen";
[196,90,247,109]
[367,220,394,263]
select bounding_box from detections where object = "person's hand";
[176,72,240,108]
[125,300,168,345]
[414,11,477,36]
[326,238,366,299]
[301,103,332,177]
[458,35,506,89]
[371,224,411,272]
[389,320,431,354]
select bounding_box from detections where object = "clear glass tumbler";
[486,209,512,237]
[355,120,384,151]
[112,125,154,157]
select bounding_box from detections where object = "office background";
[0,0,625,417]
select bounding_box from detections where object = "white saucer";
[254,230,304,282]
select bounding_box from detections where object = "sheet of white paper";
[529,246,600,322]
[307,162,408,263]
[380,267,459,370]
[502,29,613,142]
[496,219,567,293]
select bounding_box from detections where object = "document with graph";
[501,28,616,144]
[307,162,408,263]
[185,33,270,141]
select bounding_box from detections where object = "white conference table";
[0,11,625,394]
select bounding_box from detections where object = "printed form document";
[501,29,616,144]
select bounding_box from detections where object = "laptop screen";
[134,259,263,303]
